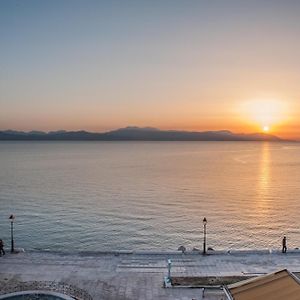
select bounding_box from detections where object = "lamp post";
[203,217,207,255]
[9,214,15,253]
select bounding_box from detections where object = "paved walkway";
[1,250,300,299]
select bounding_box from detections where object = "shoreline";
[11,248,300,256]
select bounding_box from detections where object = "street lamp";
[9,214,15,253]
[203,217,207,255]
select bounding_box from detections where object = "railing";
[0,280,93,300]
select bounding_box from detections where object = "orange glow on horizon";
[1,97,298,140]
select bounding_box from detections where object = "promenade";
[1,250,300,299]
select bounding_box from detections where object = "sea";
[0,141,299,252]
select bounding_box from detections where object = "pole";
[167,259,172,281]
[10,220,14,253]
[203,223,206,255]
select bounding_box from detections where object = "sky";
[1,0,300,138]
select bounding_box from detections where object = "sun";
[238,99,288,133]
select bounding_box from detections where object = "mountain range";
[0,126,286,141]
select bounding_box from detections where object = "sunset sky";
[1,1,300,139]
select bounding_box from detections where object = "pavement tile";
[1,251,300,299]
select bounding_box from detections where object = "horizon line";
[0,126,280,135]
[1,126,298,142]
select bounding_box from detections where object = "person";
[282,236,287,253]
[0,239,5,256]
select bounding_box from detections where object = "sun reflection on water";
[260,143,270,192]
[256,142,272,218]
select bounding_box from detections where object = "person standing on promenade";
[0,239,5,256]
[282,236,287,253]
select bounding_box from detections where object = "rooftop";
[225,269,300,300]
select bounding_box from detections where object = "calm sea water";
[0,141,300,252]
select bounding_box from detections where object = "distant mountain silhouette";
[0,127,285,141]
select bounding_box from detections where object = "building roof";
[224,269,300,300]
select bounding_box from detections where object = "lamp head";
[203,217,207,225]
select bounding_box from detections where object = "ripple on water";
[0,141,300,251]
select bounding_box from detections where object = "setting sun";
[238,99,289,135]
